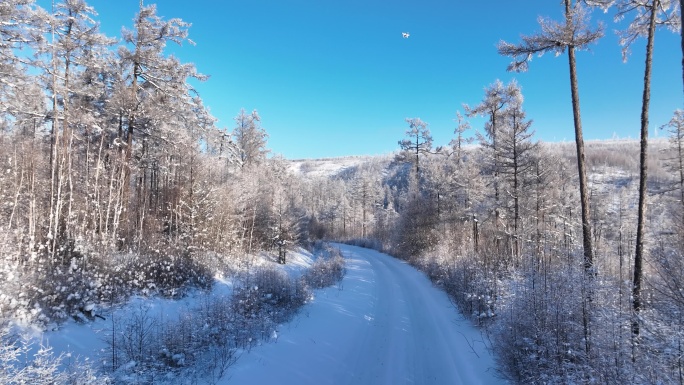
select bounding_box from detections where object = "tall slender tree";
[466,80,520,230]
[680,0,683,94]
[497,0,603,276]
[450,110,472,161]
[497,86,537,244]
[398,117,433,174]
[497,0,604,357]
[38,0,113,259]
[663,109,684,220]
[602,0,679,339]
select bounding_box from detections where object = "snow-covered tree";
[350,171,381,238]
[233,108,269,169]
[663,109,684,220]
[116,2,207,241]
[496,85,538,244]
[34,0,115,260]
[450,110,472,161]
[0,0,44,123]
[591,0,679,339]
[467,80,520,231]
[398,117,433,174]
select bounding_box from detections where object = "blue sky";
[50,0,682,159]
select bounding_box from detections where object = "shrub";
[0,325,107,384]
[302,247,345,289]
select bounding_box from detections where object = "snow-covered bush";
[0,326,107,384]
[105,261,332,383]
[232,267,310,328]
[344,238,384,252]
[491,261,591,384]
[301,247,345,289]
[119,251,214,298]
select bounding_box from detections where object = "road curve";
[226,244,504,385]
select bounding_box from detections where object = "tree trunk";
[680,0,683,96]
[566,0,594,357]
[678,127,684,218]
[633,0,658,340]
[415,133,420,174]
[567,38,593,274]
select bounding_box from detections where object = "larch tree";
[0,0,44,122]
[466,80,519,230]
[497,0,604,357]
[497,0,603,277]
[232,108,269,169]
[118,1,207,244]
[450,110,472,162]
[38,0,113,259]
[398,117,433,174]
[663,109,684,220]
[0,1,46,258]
[497,85,538,252]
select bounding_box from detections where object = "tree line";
[0,0,309,325]
[317,94,681,383]
[303,1,684,382]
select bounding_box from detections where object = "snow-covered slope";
[288,156,378,179]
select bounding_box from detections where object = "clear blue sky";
[48,0,683,159]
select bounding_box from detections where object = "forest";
[1,0,683,384]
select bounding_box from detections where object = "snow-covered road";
[226,244,504,385]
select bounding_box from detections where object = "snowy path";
[225,244,504,385]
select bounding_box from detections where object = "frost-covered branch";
[497,4,604,72]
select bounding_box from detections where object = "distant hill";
[288,154,392,179]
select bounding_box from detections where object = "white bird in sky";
[402,32,410,38]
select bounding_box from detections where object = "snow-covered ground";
[16,249,318,375]
[226,244,503,385]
